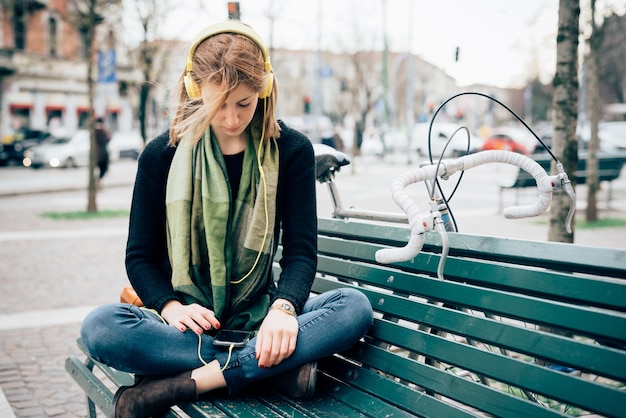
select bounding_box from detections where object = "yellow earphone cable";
[140,307,232,372]
[231,97,270,284]
[197,333,234,372]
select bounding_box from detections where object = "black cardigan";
[125,123,318,315]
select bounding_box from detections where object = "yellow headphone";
[184,21,274,100]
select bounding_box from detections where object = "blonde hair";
[169,30,280,145]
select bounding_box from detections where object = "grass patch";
[576,218,626,230]
[41,209,130,220]
[532,217,626,229]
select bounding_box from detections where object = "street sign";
[97,50,117,83]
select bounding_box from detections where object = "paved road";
[0,154,624,417]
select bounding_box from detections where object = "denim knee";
[80,303,138,363]
[80,304,112,358]
[342,287,374,334]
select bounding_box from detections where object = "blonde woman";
[80,21,372,418]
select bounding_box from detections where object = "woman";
[80,20,373,418]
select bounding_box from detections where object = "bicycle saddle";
[313,143,350,182]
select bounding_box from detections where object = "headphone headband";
[184,21,273,99]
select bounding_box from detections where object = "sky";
[127,0,625,89]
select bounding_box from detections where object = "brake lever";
[547,162,576,233]
[429,200,449,280]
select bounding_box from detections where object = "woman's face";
[203,82,259,143]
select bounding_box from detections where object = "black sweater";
[125,123,318,314]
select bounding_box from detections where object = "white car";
[109,130,144,159]
[411,122,484,158]
[23,130,91,168]
[579,121,626,152]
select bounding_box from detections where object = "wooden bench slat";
[314,277,626,381]
[186,385,374,417]
[65,355,116,418]
[369,320,626,418]
[77,338,135,387]
[314,255,626,345]
[318,356,479,418]
[318,234,626,311]
[341,343,563,418]
[311,277,625,417]
[241,392,363,418]
[318,217,626,278]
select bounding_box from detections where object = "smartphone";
[212,329,253,348]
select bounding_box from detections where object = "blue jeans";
[81,288,373,394]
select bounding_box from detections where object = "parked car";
[411,122,484,158]
[0,129,51,166]
[579,121,626,152]
[382,130,410,153]
[23,130,91,168]
[109,130,144,159]
[360,132,385,156]
[482,133,529,154]
[481,127,538,155]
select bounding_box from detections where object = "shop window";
[46,109,63,126]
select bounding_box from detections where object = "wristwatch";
[271,301,296,317]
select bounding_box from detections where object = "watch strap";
[270,301,296,317]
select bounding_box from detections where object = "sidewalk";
[0,155,625,417]
[0,163,135,417]
[0,160,137,197]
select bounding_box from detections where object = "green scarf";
[166,127,279,330]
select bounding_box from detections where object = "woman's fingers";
[256,310,298,367]
[162,301,220,334]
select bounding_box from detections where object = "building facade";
[0,3,520,152]
[0,0,136,144]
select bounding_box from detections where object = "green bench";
[66,216,626,417]
[499,150,626,209]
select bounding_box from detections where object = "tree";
[548,0,579,244]
[585,0,602,222]
[598,11,626,105]
[131,0,164,145]
[528,77,554,122]
[65,0,112,212]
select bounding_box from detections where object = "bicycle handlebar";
[375,150,575,266]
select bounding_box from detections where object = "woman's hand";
[161,300,221,334]
[255,304,299,368]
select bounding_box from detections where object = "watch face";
[272,302,295,315]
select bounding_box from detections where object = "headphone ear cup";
[259,73,274,99]
[184,73,201,99]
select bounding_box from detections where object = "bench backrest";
[511,150,626,187]
[288,217,626,417]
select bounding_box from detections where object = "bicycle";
[310,92,606,415]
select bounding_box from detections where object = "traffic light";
[228,2,240,20]
[303,96,311,114]
[455,47,460,62]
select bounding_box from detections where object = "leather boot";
[112,370,197,418]
[273,361,317,399]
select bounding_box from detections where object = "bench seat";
[66,217,626,418]
[499,150,626,209]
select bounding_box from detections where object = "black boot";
[112,371,197,418]
[273,362,317,399]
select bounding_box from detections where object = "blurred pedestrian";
[95,117,110,184]
[332,128,344,151]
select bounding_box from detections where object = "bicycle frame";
[314,144,576,280]
[323,174,409,224]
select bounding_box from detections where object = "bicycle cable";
[424,91,558,233]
